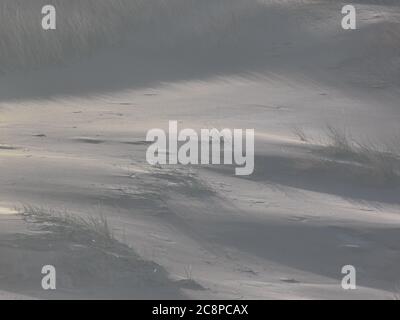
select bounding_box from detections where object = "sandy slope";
[1,1,400,299]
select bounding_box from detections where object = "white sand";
[0,0,400,299]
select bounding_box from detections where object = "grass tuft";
[323,126,400,186]
[19,205,117,246]
[292,124,400,187]
[0,0,263,72]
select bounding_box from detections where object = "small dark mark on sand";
[74,138,106,144]
[123,140,152,146]
[0,145,18,150]
[280,278,300,284]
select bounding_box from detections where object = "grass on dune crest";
[6,205,188,298]
[292,125,400,186]
[19,205,117,246]
[0,0,262,72]
[0,0,144,71]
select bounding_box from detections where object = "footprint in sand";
[0,145,18,150]
[74,137,106,144]
[111,102,134,106]
[279,278,300,284]
[287,216,309,222]
[123,140,153,146]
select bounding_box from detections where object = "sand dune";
[0,0,400,299]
